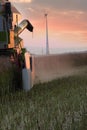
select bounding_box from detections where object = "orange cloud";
[48,10,87,33]
[10,0,32,3]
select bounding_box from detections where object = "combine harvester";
[0,0,33,90]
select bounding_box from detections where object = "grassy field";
[0,71,87,130]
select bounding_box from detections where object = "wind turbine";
[45,13,49,55]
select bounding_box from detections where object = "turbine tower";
[45,13,49,55]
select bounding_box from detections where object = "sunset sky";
[10,0,87,54]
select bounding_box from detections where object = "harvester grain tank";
[0,0,33,53]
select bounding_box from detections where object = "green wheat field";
[0,68,87,130]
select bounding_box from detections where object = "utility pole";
[45,13,49,55]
